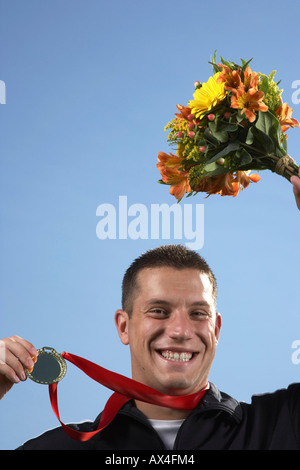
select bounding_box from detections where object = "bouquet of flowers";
[157,53,300,200]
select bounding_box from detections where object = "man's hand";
[291,167,300,210]
[0,336,38,400]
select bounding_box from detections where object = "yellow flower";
[188,72,226,119]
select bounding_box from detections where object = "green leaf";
[255,110,285,152]
[236,148,253,167]
[245,126,274,154]
[204,127,219,145]
[244,111,280,155]
[209,50,222,74]
[203,147,254,177]
[215,121,238,133]
[255,110,275,135]
[185,191,196,198]
[240,57,253,71]
[220,56,237,69]
[208,119,238,143]
[236,109,247,123]
[281,133,288,152]
[245,127,254,145]
[202,161,229,177]
[205,141,240,165]
[210,129,229,143]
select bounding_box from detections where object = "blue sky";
[1,0,300,449]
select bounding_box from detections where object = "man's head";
[121,244,217,317]
[115,245,221,398]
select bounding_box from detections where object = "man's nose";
[166,311,193,340]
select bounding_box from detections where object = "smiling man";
[1,244,300,450]
[1,171,300,449]
[115,247,221,422]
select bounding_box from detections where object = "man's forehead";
[136,266,212,290]
[131,267,216,312]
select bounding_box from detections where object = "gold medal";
[26,347,67,385]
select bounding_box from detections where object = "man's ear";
[215,312,222,344]
[114,309,130,345]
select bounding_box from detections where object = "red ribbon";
[49,352,208,442]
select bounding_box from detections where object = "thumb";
[290,168,300,210]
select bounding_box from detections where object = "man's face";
[115,267,221,396]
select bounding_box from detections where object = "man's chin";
[153,378,200,396]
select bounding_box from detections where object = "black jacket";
[17,383,300,450]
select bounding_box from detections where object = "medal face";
[26,347,67,384]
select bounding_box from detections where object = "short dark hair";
[122,244,217,316]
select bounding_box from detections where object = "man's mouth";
[158,350,195,362]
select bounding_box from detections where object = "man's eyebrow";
[145,299,171,306]
[145,299,210,307]
[190,301,210,307]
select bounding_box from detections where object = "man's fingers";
[0,335,38,359]
[0,360,23,383]
[0,336,38,382]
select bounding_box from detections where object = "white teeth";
[160,350,193,362]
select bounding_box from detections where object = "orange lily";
[193,174,236,196]
[194,171,261,197]
[157,152,191,200]
[276,102,300,132]
[217,64,259,93]
[234,171,261,190]
[242,66,259,91]
[217,63,242,92]
[175,104,193,121]
[230,88,268,122]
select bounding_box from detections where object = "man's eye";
[192,311,208,318]
[150,309,167,316]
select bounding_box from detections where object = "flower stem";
[270,154,299,181]
[240,143,299,182]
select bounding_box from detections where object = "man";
[1,171,300,449]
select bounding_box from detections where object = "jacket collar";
[117,383,243,424]
[200,383,243,422]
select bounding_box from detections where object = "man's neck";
[134,382,210,420]
[134,400,192,420]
